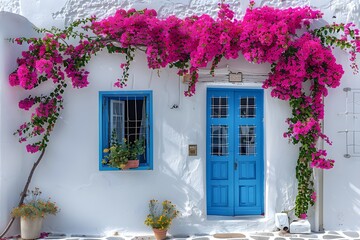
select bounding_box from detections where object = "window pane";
[211,125,229,156]
[109,97,147,164]
[124,98,145,142]
[239,125,256,155]
[240,97,256,118]
[211,97,229,118]
[110,100,125,144]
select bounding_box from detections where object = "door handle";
[234,161,238,171]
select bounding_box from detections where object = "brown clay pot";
[153,228,167,240]
[122,160,139,170]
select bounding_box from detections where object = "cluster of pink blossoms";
[18,98,35,110]
[26,144,40,153]
[263,33,343,102]
[338,22,360,73]
[9,33,100,91]
[35,100,57,118]
[310,150,335,169]
[35,58,53,76]
[240,6,322,63]
[91,4,322,96]
[290,118,319,139]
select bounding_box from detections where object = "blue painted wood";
[99,90,153,171]
[206,89,235,216]
[234,89,264,215]
[207,88,264,216]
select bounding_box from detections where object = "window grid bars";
[240,97,256,118]
[239,125,256,156]
[211,96,229,118]
[210,125,229,156]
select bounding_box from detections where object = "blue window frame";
[99,91,153,171]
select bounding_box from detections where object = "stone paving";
[37,231,360,240]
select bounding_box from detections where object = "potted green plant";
[11,188,59,239]
[102,129,145,170]
[144,199,179,240]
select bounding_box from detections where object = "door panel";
[207,89,264,216]
[207,91,235,216]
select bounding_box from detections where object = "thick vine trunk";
[0,149,46,238]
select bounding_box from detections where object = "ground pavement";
[34,231,360,240]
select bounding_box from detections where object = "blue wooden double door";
[206,88,264,216]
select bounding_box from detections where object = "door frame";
[206,87,265,216]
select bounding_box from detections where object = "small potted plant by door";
[144,199,179,240]
[11,188,59,239]
[102,129,145,170]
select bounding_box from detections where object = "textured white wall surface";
[0,0,359,28]
[0,12,39,236]
[323,52,360,230]
[0,0,359,235]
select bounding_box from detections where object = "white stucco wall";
[1,0,360,235]
[323,50,360,230]
[0,12,39,236]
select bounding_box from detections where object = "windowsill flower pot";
[144,199,179,240]
[11,188,59,239]
[102,129,145,170]
[121,159,140,170]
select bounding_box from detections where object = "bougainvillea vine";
[7,3,360,220]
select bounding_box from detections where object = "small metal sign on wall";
[188,144,197,156]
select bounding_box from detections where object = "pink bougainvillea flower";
[35,58,53,75]
[18,98,35,111]
[35,100,57,118]
[26,144,39,153]
[9,72,20,86]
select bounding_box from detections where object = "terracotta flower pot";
[20,216,43,239]
[153,228,167,240]
[122,159,139,170]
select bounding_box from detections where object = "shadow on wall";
[154,83,205,235]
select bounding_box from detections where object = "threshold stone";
[213,233,246,238]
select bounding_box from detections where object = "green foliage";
[288,96,318,217]
[102,129,145,169]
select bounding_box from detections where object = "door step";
[213,233,246,238]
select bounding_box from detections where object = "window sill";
[99,164,153,171]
